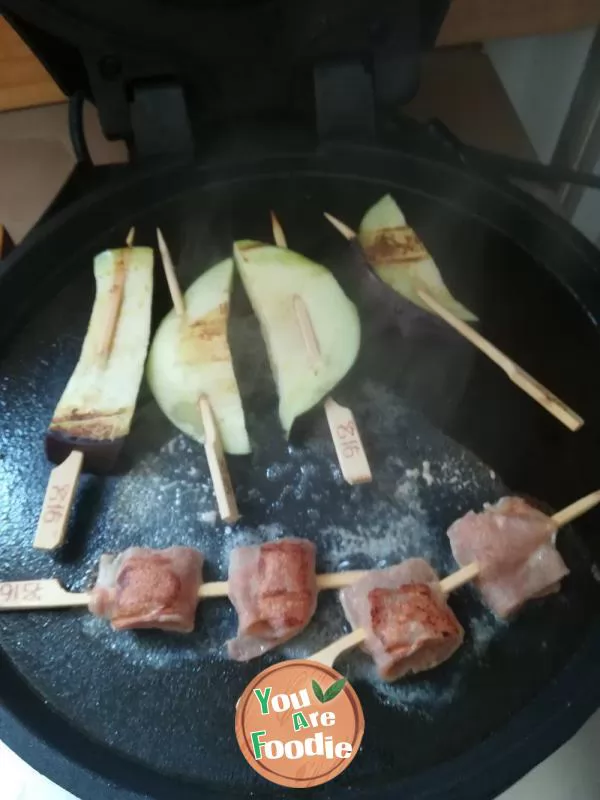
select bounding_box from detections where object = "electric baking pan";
[1,132,600,799]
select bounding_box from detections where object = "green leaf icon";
[323,678,347,702]
[312,679,325,703]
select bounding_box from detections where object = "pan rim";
[1,139,600,799]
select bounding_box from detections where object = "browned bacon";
[340,558,464,681]
[227,538,317,661]
[447,497,569,617]
[89,547,203,632]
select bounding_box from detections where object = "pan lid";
[3,1,450,150]
[4,1,447,66]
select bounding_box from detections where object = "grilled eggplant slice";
[46,247,154,473]
[234,241,360,436]
[147,258,250,455]
[359,194,476,322]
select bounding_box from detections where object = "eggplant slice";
[234,240,360,435]
[146,258,250,455]
[46,246,154,473]
[359,194,477,322]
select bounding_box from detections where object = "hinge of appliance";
[129,80,194,160]
[85,50,194,160]
[314,59,376,144]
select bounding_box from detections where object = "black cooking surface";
[1,145,600,799]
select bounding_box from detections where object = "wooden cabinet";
[0,19,64,111]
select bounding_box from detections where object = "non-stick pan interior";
[1,145,600,799]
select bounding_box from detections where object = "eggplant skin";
[47,405,131,472]
[45,430,124,474]
[345,240,447,340]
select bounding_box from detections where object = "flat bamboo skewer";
[34,231,133,551]
[198,395,239,523]
[34,451,85,550]
[156,227,239,523]
[10,490,600,613]
[0,569,370,611]
[309,490,600,667]
[0,579,92,610]
[295,298,371,485]
[324,212,584,433]
[271,212,372,485]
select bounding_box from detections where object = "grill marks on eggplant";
[146,259,251,455]
[45,247,154,474]
[362,226,429,266]
[358,195,477,322]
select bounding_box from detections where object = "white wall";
[487,27,600,244]
[486,28,596,163]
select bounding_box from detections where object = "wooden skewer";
[0,569,371,611]
[156,227,186,317]
[293,294,322,366]
[15,490,600,612]
[307,629,366,670]
[323,397,372,485]
[198,395,239,523]
[324,212,584,433]
[156,227,239,523]
[416,290,583,432]
[198,580,229,599]
[323,212,356,242]
[551,489,600,527]
[34,231,134,551]
[33,451,84,550]
[98,230,134,361]
[271,211,372,485]
[270,210,287,249]
[314,570,367,591]
[309,491,600,667]
[125,226,135,248]
[0,579,90,611]
[0,569,374,611]
[438,561,481,594]
[97,249,128,363]
[293,296,372,484]
[197,570,368,600]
